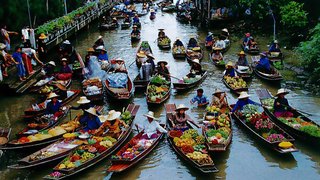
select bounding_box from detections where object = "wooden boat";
[133,22,141,28]
[104,60,133,100]
[173,71,207,91]
[133,74,149,90]
[186,46,204,63]
[146,75,171,105]
[136,41,152,68]
[222,76,248,95]
[235,65,253,81]
[165,104,219,173]
[29,76,55,93]
[176,12,192,22]
[7,139,83,169]
[137,11,148,17]
[230,105,298,153]
[23,90,80,119]
[251,56,283,82]
[150,14,156,20]
[38,78,72,96]
[268,52,284,66]
[17,107,70,139]
[107,124,166,172]
[241,43,259,55]
[121,22,131,29]
[82,78,103,102]
[43,104,140,180]
[157,37,171,50]
[209,52,225,68]
[162,4,176,12]
[99,23,118,30]
[256,88,320,144]
[0,128,12,146]
[110,11,125,19]
[131,34,141,42]
[202,101,232,152]
[172,43,186,59]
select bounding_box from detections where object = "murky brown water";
[0,2,320,180]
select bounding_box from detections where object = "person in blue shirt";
[80,107,102,131]
[188,37,198,48]
[224,61,237,77]
[269,40,281,53]
[133,14,140,23]
[174,38,183,47]
[12,46,26,81]
[256,52,271,73]
[60,58,72,74]
[205,32,213,47]
[190,88,209,107]
[231,92,260,112]
[98,48,108,61]
[45,92,62,115]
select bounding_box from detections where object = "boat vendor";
[131,25,140,36]
[231,92,260,113]
[255,52,271,73]
[135,111,167,139]
[213,36,226,49]
[42,61,56,77]
[95,110,129,138]
[79,107,102,131]
[273,88,294,118]
[56,58,72,80]
[223,61,237,77]
[188,36,198,48]
[98,48,109,61]
[172,104,199,131]
[146,53,155,72]
[236,51,248,66]
[156,61,170,81]
[211,48,223,62]
[221,28,229,39]
[45,92,62,118]
[174,38,183,47]
[93,35,104,49]
[12,46,26,81]
[269,40,281,53]
[124,15,131,23]
[70,96,94,113]
[85,48,96,66]
[189,59,202,77]
[211,89,228,109]
[37,33,47,62]
[190,88,209,107]
[243,33,252,50]
[150,9,156,17]
[133,14,140,23]
[158,29,166,40]
[205,32,213,47]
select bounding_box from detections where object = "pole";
[269,8,276,41]
[64,0,68,15]
[27,0,32,28]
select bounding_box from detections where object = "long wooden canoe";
[157,37,171,50]
[165,104,219,173]
[23,90,80,119]
[43,104,140,180]
[231,104,298,153]
[172,44,186,59]
[173,71,207,91]
[222,77,248,95]
[235,65,253,81]
[241,43,260,55]
[256,88,320,144]
[107,124,166,172]
[251,56,283,82]
[0,127,12,146]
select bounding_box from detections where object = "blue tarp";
[107,73,128,88]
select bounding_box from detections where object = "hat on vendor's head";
[150,9,155,12]
[87,48,95,52]
[222,28,229,33]
[213,89,224,95]
[47,92,59,99]
[274,40,279,44]
[105,110,121,121]
[133,25,138,28]
[157,61,168,65]
[85,107,98,116]
[48,61,56,66]
[175,104,189,111]
[137,51,146,58]
[225,61,233,67]
[238,51,246,56]
[113,17,117,20]
[213,47,222,51]
[208,32,213,36]
[0,43,6,50]
[192,59,200,65]
[238,91,250,99]
[39,33,47,39]
[144,111,158,120]
[77,96,91,104]
[275,88,289,96]
[63,40,71,45]
[61,58,68,62]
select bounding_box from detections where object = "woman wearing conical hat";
[236,51,248,67]
[231,92,260,113]
[45,92,62,117]
[95,110,128,138]
[135,111,167,139]
[273,88,294,118]
[211,89,227,109]
[79,107,102,131]
[172,104,199,131]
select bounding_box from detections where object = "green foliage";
[296,23,320,83]
[280,1,308,29]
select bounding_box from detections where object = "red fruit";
[212,139,219,144]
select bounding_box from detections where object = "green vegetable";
[300,125,320,138]
[206,129,228,139]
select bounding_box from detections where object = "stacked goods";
[56,136,117,170]
[186,50,201,58]
[120,111,132,124]
[182,76,200,84]
[224,76,247,89]
[159,37,171,46]
[169,129,212,165]
[173,46,186,54]
[112,139,155,160]
[39,85,55,94]
[205,105,221,115]
[83,78,103,96]
[261,98,275,110]
[147,75,170,102]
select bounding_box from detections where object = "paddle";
[160,72,181,81]
[128,59,137,68]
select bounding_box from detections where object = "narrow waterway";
[0,2,319,180]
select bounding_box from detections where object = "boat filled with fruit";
[172,43,186,59]
[173,71,207,91]
[146,75,171,105]
[203,104,232,152]
[186,47,203,63]
[231,104,298,153]
[43,104,140,179]
[157,36,171,49]
[257,88,320,144]
[107,124,166,172]
[165,104,218,173]
[222,76,248,95]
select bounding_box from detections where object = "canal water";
[0,3,320,180]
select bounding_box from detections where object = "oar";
[128,59,137,67]
[160,73,181,80]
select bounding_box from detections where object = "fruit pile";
[261,98,274,110]
[182,76,200,84]
[173,46,186,54]
[206,127,231,145]
[170,129,212,165]
[147,76,170,102]
[121,111,132,124]
[158,37,171,46]
[206,105,221,114]
[39,85,54,94]
[278,117,320,138]
[224,76,247,89]
[117,139,154,160]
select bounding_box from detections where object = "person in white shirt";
[136,111,167,139]
[214,37,226,49]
